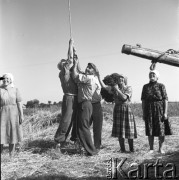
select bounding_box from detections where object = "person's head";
[149,70,159,82]
[85,63,98,75]
[2,73,14,87]
[117,74,127,88]
[57,59,66,71]
[111,73,127,86]
[118,75,126,86]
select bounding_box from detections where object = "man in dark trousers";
[88,63,103,150]
[72,59,100,156]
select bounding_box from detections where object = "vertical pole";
[68,0,72,38]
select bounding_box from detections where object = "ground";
[1,108,179,180]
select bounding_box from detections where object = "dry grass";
[1,104,179,180]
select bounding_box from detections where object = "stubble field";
[1,102,179,180]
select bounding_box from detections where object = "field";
[1,102,179,180]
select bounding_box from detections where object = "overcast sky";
[1,0,179,104]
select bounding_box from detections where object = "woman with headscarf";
[97,73,137,152]
[141,70,168,154]
[0,73,23,157]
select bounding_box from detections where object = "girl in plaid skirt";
[97,73,137,152]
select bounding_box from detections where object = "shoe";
[96,148,100,153]
[56,143,61,148]
[95,145,105,150]
[56,142,65,148]
[80,147,97,156]
[121,150,126,153]
[158,150,165,154]
[63,141,77,149]
[68,140,75,145]
[70,137,78,142]
[118,149,126,153]
[80,148,90,156]
[121,148,126,153]
[100,145,105,149]
[148,150,154,154]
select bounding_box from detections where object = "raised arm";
[67,38,74,64]
[96,72,107,89]
[72,55,79,79]
[112,84,128,101]
[61,38,74,81]
[73,46,85,74]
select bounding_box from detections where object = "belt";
[115,102,130,105]
[79,100,92,103]
[64,93,77,96]
[147,100,163,103]
[92,101,100,104]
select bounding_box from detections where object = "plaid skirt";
[112,103,137,139]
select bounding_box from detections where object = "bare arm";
[73,53,84,74]
[67,38,74,64]
[163,100,168,119]
[17,102,24,124]
[112,84,127,101]
[72,56,79,79]
[96,72,107,89]
[60,39,74,81]
[59,68,70,82]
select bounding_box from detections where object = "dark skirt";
[112,103,137,139]
[144,101,165,136]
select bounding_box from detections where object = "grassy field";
[1,102,179,180]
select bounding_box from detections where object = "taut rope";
[68,0,72,38]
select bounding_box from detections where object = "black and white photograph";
[1,0,179,179]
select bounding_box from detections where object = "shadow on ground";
[21,139,81,156]
[16,175,108,180]
[22,139,57,154]
[139,150,179,179]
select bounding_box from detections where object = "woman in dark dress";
[141,70,168,154]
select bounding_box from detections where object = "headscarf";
[2,73,14,87]
[149,70,160,79]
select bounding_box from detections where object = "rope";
[150,61,157,70]
[68,0,72,38]
[150,52,165,70]
[150,48,179,70]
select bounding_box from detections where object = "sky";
[0,0,179,104]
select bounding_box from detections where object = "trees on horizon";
[25,99,62,108]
